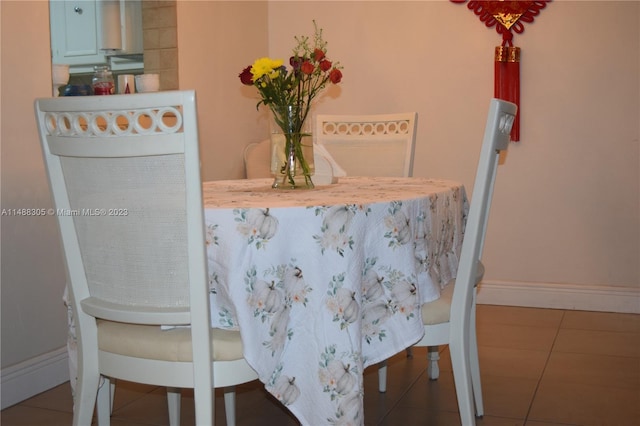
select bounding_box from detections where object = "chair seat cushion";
[420,262,485,325]
[97,320,245,362]
[422,279,455,325]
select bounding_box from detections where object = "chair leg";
[427,346,440,380]
[73,368,100,426]
[470,294,484,417]
[378,360,388,393]
[449,339,476,426]
[191,345,213,426]
[109,379,115,413]
[224,386,236,426]
[96,376,111,426]
[167,387,181,426]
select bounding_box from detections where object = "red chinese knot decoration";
[451,1,550,142]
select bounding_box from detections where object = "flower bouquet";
[239,22,343,189]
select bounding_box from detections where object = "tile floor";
[2,305,639,425]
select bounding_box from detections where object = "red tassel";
[494,46,520,141]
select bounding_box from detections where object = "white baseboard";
[1,347,70,410]
[477,280,640,314]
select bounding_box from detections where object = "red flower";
[313,48,325,62]
[300,61,315,75]
[239,65,253,85]
[329,68,343,84]
[319,59,332,72]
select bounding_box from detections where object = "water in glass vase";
[270,132,315,189]
[269,104,315,189]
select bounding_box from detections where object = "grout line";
[375,355,430,425]
[522,309,566,424]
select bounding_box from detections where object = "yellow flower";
[251,57,284,81]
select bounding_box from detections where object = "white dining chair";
[377,99,517,425]
[35,90,258,426]
[315,112,418,177]
[243,139,273,179]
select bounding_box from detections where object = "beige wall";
[0,0,638,404]
[1,0,68,369]
[177,0,269,181]
[265,1,639,291]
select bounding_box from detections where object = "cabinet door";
[50,0,106,66]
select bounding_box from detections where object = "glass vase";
[270,105,315,190]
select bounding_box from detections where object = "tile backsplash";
[142,0,178,91]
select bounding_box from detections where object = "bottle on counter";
[92,65,114,95]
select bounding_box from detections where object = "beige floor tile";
[480,375,539,420]
[363,349,432,424]
[111,380,162,411]
[377,405,462,426]
[107,418,160,426]
[394,370,460,413]
[0,405,73,426]
[231,383,299,425]
[110,386,172,425]
[6,307,637,426]
[476,416,526,426]
[553,328,640,358]
[16,382,73,413]
[363,346,427,390]
[529,380,640,426]
[477,347,549,380]
[561,310,640,333]
[477,323,558,352]
[364,387,407,425]
[434,346,548,381]
[394,368,537,420]
[111,383,297,426]
[477,305,565,328]
[542,351,640,389]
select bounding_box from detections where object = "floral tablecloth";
[202,177,468,425]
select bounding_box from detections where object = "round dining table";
[202,176,468,425]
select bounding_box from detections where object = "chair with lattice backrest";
[35,90,258,426]
[315,112,418,177]
[377,99,517,425]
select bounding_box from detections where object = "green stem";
[283,132,313,188]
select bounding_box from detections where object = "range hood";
[100,0,143,56]
[108,54,144,72]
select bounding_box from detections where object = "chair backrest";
[315,112,418,177]
[34,91,211,359]
[451,98,517,328]
[244,139,272,179]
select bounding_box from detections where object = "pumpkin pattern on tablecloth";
[245,262,313,355]
[313,204,362,256]
[234,207,279,248]
[326,273,360,330]
[383,201,412,247]
[267,364,301,406]
[318,345,363,424]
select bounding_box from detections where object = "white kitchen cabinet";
[50,0,107,68]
